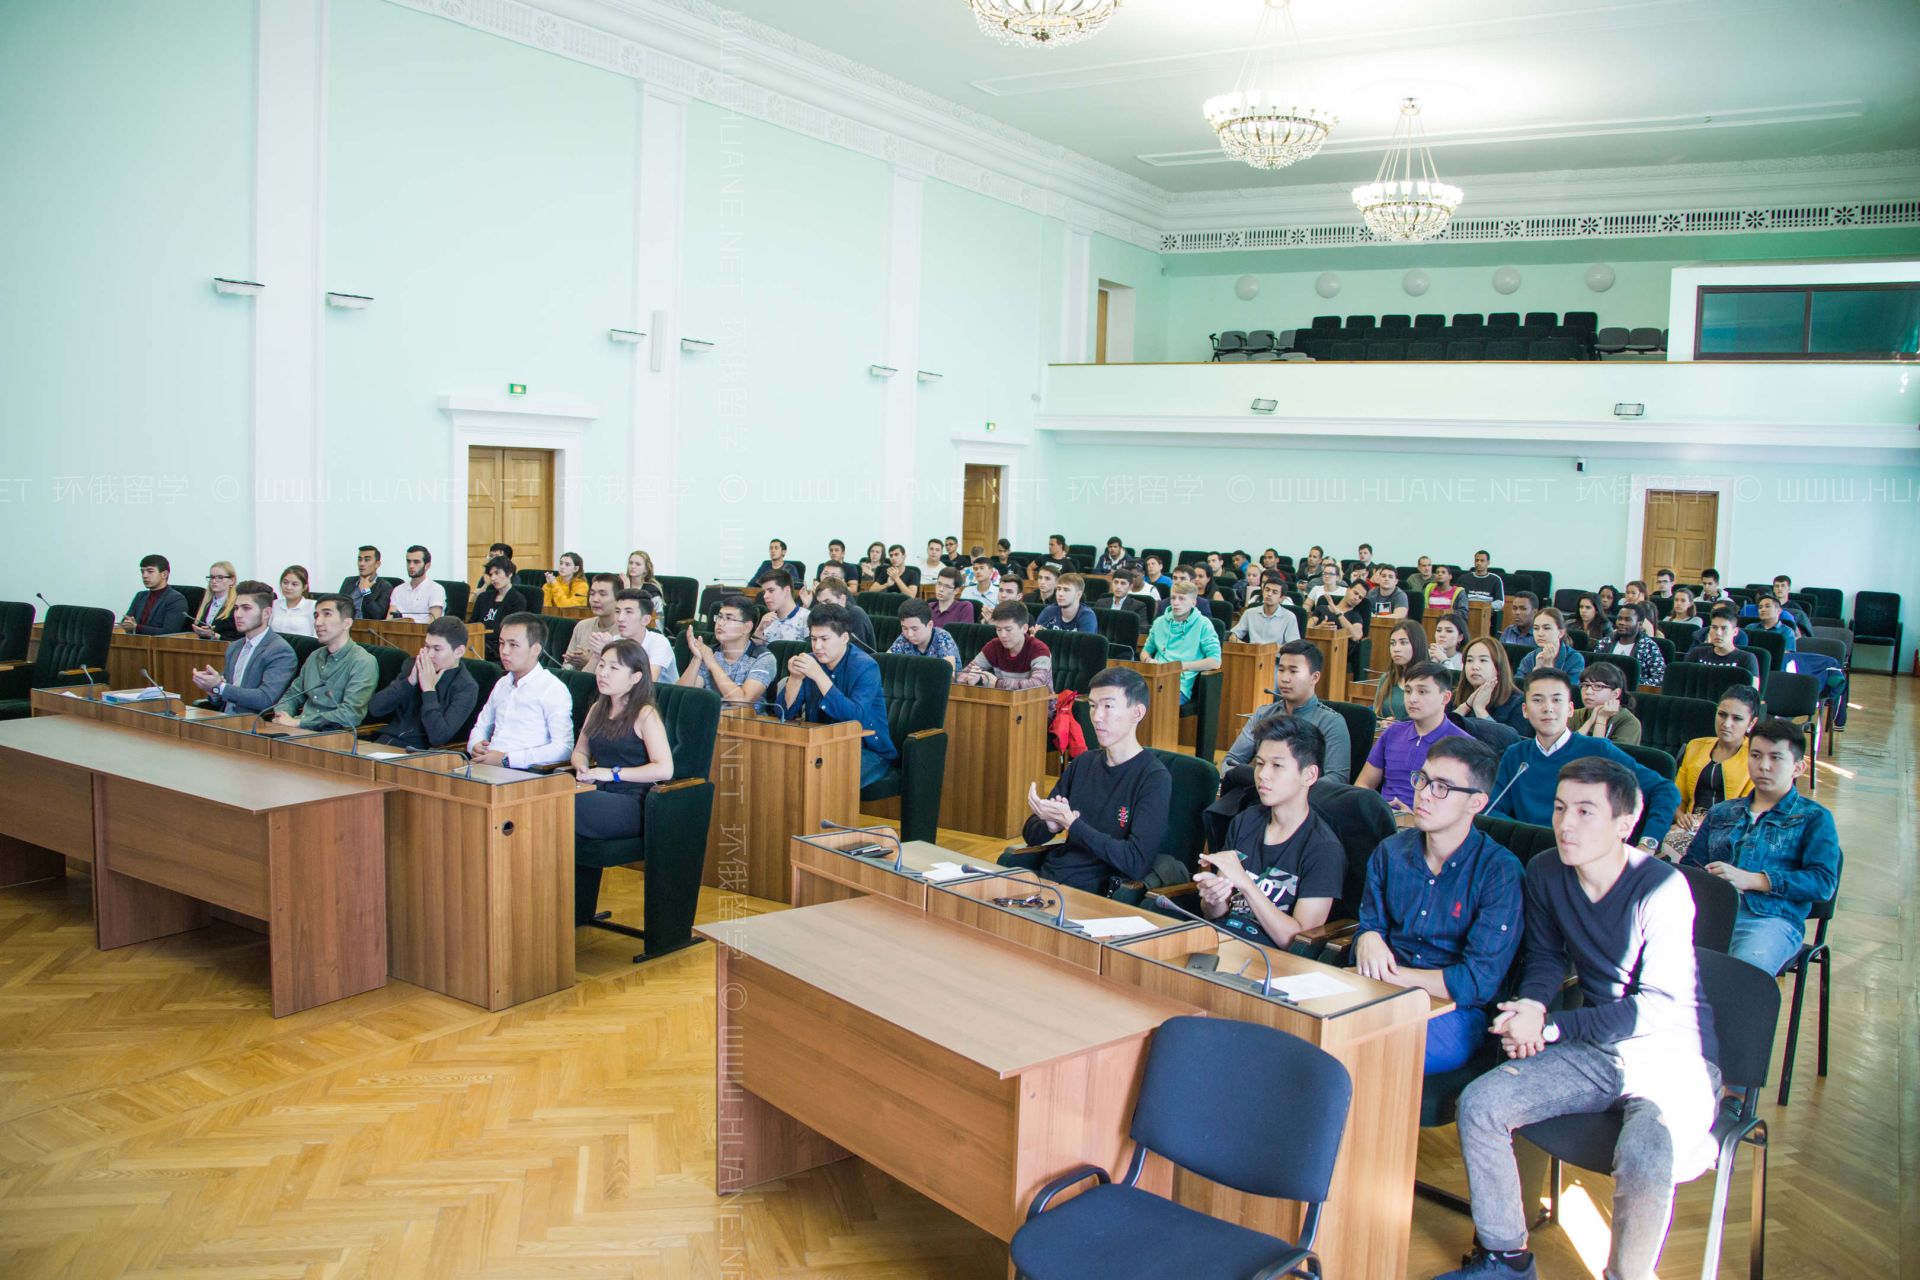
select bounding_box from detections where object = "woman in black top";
[468,556,529,661]
[571,639,675,923]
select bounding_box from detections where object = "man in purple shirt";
[927,566,974,629]
[1357,661,1470,809]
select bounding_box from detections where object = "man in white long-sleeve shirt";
[467,613,574,769]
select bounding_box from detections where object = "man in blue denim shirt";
[778,602,896,789]
[1682,718,1840,974]
[1353,736,1525,1073]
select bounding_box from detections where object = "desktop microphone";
[1485,761,1531,813]
[819,819,905,873]
[1146,893,1275,997]
[138,667,178,716]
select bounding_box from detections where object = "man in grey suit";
[190,580,297,713]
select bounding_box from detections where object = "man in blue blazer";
[119,553,189,636]
[189,580,297,713]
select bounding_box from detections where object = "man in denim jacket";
[1682,718,1841,974]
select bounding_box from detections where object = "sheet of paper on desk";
[1071,916,1159,939]
[1268,972,1355,1002]
[922,861,971,883]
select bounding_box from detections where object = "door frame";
[953,437,1028,555]
[1625,473,1737,584]
[440,393,597,575]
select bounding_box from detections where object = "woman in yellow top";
[543,551,589,609]
[1672,684,1761,828]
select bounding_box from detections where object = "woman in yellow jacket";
[1673,684,1761,825]
[543,551,589,609]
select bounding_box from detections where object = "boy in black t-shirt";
[1684,610,1761,686]
[1199,716,1345,949]
[1022,667,1169,893]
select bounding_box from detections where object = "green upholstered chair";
[946,622,995,665]
[0,605,114,720]
[536,614,578,657]
[555,666,599,737]
[1090,607,1141,657]
[1000,747,1218,905]
[515,569,549,590]
[862,653,951,844]
[1664,661,1752,703]
[1178,669,1224,761]
[364,644,409,696]
[1472,814,1558,864]
[1585,651,1639,689]
[1634,693,1715,760]
[574,683,723,962]
[452,658,502,743]
[283,632,321,668]
[1744,628,1786,674]
[1048,630,1110,697]
[855,591,907,618]
[870,613,901,651]
[435,579,471,620]
[0,600,34,662]
[656,575,698,628]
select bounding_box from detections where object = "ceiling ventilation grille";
[1158,202,1920,252]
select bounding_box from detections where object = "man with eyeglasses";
[1353,736,1524,1074]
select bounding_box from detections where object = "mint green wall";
[678,102,890,579]
[325,0,637,582]
[1037,440,1918,662]
[0,0,254,608]
[1089,233,1171,363]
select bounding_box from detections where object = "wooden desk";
[1104,926,1434,1280]
[351,619,486,654]
[703,710,864,902]
[1304,623,1350,703]
[1220,640,1277,736]
[939,683,1048,839]
[105,632,154,687]
[0,716,388,1017]
[1368,614,1403,678]
[1466,598,1492,640]
[788,830,997,909]
[149,634,229,696]
[1112,659,1181,750]
[926,873,1185,974]
[698,897,1193,1243]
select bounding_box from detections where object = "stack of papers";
[921,861,971,883]
[1069,916,1160,940]
[103,687,169,704]
[1266,972,1355,1002]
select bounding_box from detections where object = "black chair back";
[1744,628,1786,671]
[1472,814,1557,863]
[1634,693,1715,759]
[1698,947,1782,1088]
[536,614,578,656]
[1665,661,1752,703]
[1147,748,1217,873]
[654,682,722,780]
[284,632,321,668]
[856,590,907,618]
[873,652,951,751]
[31,605,114,687]
[656,575,698,628]
[1615,741,1676,781]
[1090,606,1141,656]
[1762,671,1819,719]
[1047,631,1110,697]
[0,600,36,662]
[1323,700,1376,759]
[1307,779,1394,918]
[1131,1016,1351,1205]
[362,644,409,699]
[871,614,901,650]
[556,666,599,736]
[1586,652,1638,689]
[174,584,206,621]
[1852,590,1900,640]
[1676,862,1737,953]
[433,579,471,620]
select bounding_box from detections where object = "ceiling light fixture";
[966,0,1120,49]
[1203,0,1336,172]
[1352,98,1464,242]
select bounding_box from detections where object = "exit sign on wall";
[508,383,527,396]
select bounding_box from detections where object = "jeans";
[859,749,891,790]
[1729,903,1805,975]
[1426,1006,1491,1074]
[1456,1038,1721,1280]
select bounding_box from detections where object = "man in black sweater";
[1436,756,1719,1280]
[1022,667,1170,894]
[367,616,479,749]
[1457,548,1507,625]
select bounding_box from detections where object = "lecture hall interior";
[2,1,1918,1277]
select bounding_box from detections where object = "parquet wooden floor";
[0,676,1912,1278]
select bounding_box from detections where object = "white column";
[880,167,924,546]
[628,84,688,567]
[251,0,328,580]
[1057,224,1093,364]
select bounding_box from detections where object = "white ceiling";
[708,0,1920,195]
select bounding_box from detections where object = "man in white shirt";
[467,614,574,769]
[1230,571,1303,649]
[613,589,679,683]
[389,544,447,622]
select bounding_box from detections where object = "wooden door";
[961,465,1001,561]
[1641,489,1718,584]
[1095,288,1110,364]
[467,447,555,582]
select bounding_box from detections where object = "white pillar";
[1058,224,1093,364]
[880,167,924,547]
[251,0,328,580]
[629,84,688,566]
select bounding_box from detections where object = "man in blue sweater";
[1488,668,1678,852]
[779,603,895,788]
[1436,756,1719,1280]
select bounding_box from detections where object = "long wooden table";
[699,896,1193,1244]
[28,690,577,1012]
[0,715,389,1016]
[746,827,1435,1278]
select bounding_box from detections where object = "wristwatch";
[611,766,622,783]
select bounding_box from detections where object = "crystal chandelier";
[1352,98,1464,242]
[1203,0,1337,172]
[966,0,1121,49]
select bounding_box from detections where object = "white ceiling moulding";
[387,0,1165,249]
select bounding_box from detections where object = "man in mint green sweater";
[1487,668,1678,848]
[1143,582,1221,703]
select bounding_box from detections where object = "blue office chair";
[1011,1016,1350,1280]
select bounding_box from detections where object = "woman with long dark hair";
[572,639,675,925]
[1372,619,1429,721]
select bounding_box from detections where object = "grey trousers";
[1456,1038,1721,1280]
